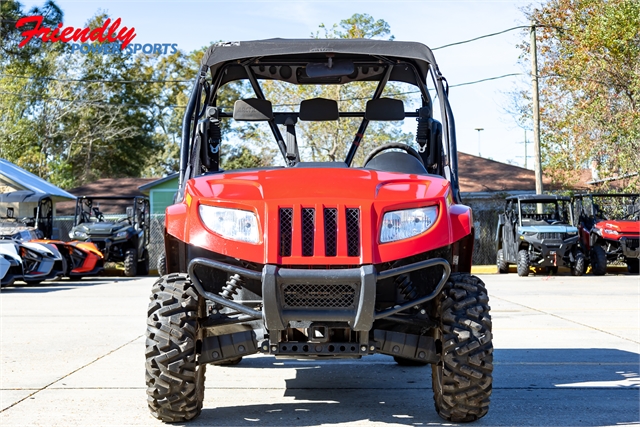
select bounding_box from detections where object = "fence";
[463,197,504,266]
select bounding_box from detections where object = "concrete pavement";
[1,272,638,426]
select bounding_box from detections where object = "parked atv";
[24,196,104,279]
[0,222,65,285]
[573,193,640,275]
[146,39,493,423]
[70,196,150,277]
[496,195,585,276]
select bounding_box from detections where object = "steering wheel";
[92,207,105,222]
[362,143,425,167]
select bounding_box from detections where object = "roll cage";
[505,195,573,227]
[178,39,460,202]
[573,193,640,225]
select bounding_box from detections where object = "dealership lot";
[1,273,638,426]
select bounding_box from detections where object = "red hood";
[188,168,450,202]
[594,220,640,235]
[167,167,473,265]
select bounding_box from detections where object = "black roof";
[506,194,571,202]
[201,38,437,80]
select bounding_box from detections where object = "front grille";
[280,208,293,256]
[282,283,357,308]
[346,208,360,257]
[278,206,360,257]
[625,238,639,249]
[324,208,338,256]
[540,232,563,240]
[302,208,315,256]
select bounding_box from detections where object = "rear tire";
[146,274,206,422]
[590,245,607,276]
[571,251,586,276]
[517,250,530,277]
[124,249,137,277]
[627,259,639,274]
[496,249,509,274]
[432,273,493,422]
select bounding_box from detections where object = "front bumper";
[187,256,450,333]
[620,237,640,259]
[526,235,579,267]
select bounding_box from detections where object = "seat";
[299,98,339,121]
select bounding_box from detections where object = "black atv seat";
[299,98,339,121]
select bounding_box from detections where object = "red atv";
[573,193,640,274]
[146,39,493,423]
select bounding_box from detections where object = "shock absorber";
[221,274,244,300]
[394,274,418,301]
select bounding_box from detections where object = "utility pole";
[531,21,543,194]
[474,128,484,157]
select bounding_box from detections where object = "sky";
[20,0,539,168]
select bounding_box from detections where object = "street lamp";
[474,128,484,157]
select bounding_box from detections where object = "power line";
[432,25,530,50]
[449,73,523,87]
[0,74,191,85]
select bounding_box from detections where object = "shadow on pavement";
[191,348,639,426]
[0,276,145,293]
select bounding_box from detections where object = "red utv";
[146,39,493,423]
[573,193,640,274]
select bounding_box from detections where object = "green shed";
[138,173,179,215]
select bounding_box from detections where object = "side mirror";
[6,207,14,218]
[126,206,134,219]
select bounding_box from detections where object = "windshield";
[519,200,572,226]
[75,198,145,225]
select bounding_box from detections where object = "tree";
[518,0,640,191]
[315,13,394,40]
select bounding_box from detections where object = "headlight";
[566,231,578,236]
[199,205,260,244]
[603,229,619,235]
[380,206,438,243]
[71,230,87,239]
[115,230,129,239]
[523,231,537,236]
